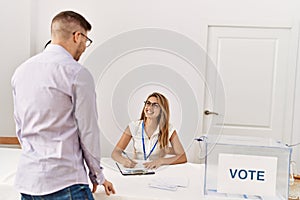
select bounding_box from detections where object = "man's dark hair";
[52,11,92,32]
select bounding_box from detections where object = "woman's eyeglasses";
[144,101,160,109]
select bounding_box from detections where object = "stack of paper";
[148,176,189,191]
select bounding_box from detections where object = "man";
[11,11,115,199]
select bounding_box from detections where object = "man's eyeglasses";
[73,32,93,47]
[144,101,160,109]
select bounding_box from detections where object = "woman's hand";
[122,158,137,168]
[143,159,163,169]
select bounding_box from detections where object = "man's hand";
[92,179,115,195]
[92,183,98,193]
[102,180,115,195]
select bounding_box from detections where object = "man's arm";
[73,67,105,185]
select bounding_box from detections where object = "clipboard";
[115,162,155,176]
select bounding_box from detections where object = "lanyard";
[142,121,158,160]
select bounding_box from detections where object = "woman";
[111,92,187,169]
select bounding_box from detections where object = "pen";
[122,151,134,162]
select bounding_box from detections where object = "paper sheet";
[148,176,189,191]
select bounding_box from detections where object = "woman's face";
[144,96,161,119]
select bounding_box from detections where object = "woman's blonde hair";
[140,92,170,148]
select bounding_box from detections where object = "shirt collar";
[142,120,160,137]
[153,125,160,136]
[44,44,74,59]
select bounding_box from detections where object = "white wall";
[2,0,300,169]
[0,0,31,135]
[292,33,300,171]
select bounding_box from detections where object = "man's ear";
[73,31,80,44]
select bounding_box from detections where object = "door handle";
[204,110,219,115]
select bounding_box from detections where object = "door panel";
[204,24,297,142]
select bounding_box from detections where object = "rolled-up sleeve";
[73,67,105,185]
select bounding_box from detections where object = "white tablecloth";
[0,147,205,200]
[0,147,21,200]
[0,147,245,200]
[95,158,204,200]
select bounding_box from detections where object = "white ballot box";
[204,135,292,200]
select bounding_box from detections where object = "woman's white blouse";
[128,120,175,160]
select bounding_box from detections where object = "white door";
[202,21,298,144]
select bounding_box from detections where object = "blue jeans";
[21,184,94,200]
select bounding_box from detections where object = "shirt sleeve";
[73,67,105,185]
[11,85,22,142]
[128,120,140,136]
[168,123,175,140]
